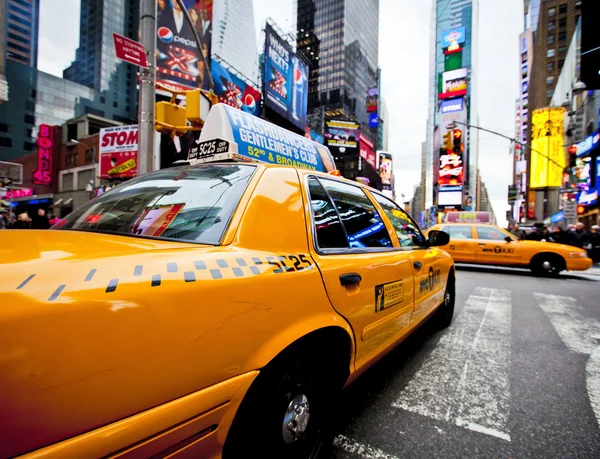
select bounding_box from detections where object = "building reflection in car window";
[442,225,473,239]
[319,179,393,249]
[372,193,426,248]
[476,226,506,241]
[55,165,256,245]
[307,178,348,249]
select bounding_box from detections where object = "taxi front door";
[304,177,416,373]
[441,224,477,262]
[474,225,522,265]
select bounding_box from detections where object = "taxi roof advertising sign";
[441,26,466,49]
[530,107,566,189]
[264,23,308,131]
[195,104,336,172]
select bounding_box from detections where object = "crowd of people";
[0,209,58,230]
[508,222,600,263]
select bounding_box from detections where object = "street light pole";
[138,0,157,176]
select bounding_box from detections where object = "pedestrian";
[31,208,50,229]
[11,212,31,229]
[526,226,542,241]
[587,225,600,264]
[48,214,59,226]
[0,211,7,229]
[570,222,590,249]
[539,226,554,242]
[551,225,567,244]
[509,223,526,240]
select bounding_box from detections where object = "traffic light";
[443,131,453,151]
[452,129,463,154]
[577,204,586,215]
[568,144,577,168]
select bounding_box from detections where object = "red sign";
[113,33,148,68]
[99,125,139,179]
[359,134,376,169]
[32,124,54,186]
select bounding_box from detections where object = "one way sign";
[113,33,148,69]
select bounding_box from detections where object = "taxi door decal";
[374,280,404,313]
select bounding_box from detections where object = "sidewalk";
[582,265,600,276]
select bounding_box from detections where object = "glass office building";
[5,0,40,68]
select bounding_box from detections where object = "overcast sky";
[38,0,522,226]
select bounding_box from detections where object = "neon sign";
[32,124,54,186]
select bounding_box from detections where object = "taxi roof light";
[328,170,342,176]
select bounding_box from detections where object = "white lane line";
[333,435,400,459]
[392,287,512,442]
[535,294,600,427]
[534,293,600,355]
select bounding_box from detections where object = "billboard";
[378,151,393,187]
[441,26,466,49]
[359,134,376,169]
[264,23,308,130]
[325,119,360,151]
[99,125,139,179]
[529,107,566,189]
[211,60,261,116]
[366,87,378,113]
[438,96,467,197]
[439,68,467,99]
[156,0,213,91]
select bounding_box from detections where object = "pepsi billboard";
[156,0,213,91]
[211,60,261,116]
[264,23,308,131]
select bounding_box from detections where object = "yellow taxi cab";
[0,105,455,459]
[427,222,592,276]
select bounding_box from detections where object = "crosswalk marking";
[392,287,512,442]
[333,435,400,459]
[534,293,600,427]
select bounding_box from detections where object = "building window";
[548,34,555,45]
[576,1,582,9]
[559,59,565,68]
[559,17,566,28]
[113,101,118,108]
[65,152,78,167]
[559,45,567,55]
[24,114,34,124]
[0,137,12,147]
[547,48,556,58]
[100,96,105,104]
[547,61,555,72]
[548,7,556,17]
[548,20,556,30]
[24,141,34,151]
[547,76,555,85]
[559,4,567,14]
[0,123,9,133]
[559,31,567,41]
[546,89,554,99]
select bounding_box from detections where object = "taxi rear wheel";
[223,346,340,459]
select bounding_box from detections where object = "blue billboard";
[211,60,261,116]
[264,23,308,130]
[441,26,466,49]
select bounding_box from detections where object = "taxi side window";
[476,226,505,240]
[442,225,473,239]
[372,193,427,248]
[307,178,348,249]
[319,179,393,249]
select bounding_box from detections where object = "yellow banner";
[108,158,136,175]
[530,107,565,188]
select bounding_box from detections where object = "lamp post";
[70,139,96,199]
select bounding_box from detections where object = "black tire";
[435,272,455,329]
[223,346,339,459]
[530,254,563,277]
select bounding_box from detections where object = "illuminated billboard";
[211,60,261,116]
[156,0,213,91]
[366,87,378,113]
[264,23,308,130]
[519,29,532,143]
[438,96,468,196]
[441,26,466,49]
[378,151,393,187]
[359,134,376,169]
[439,68,467,99]
[325,119,360,151]
[530,107,566,189]
[32,125,55,186]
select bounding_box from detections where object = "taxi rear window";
[55,164,256,245]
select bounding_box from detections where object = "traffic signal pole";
[138,0,157,176]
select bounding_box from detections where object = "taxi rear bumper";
[18,371,258,459]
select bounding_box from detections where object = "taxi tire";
[434,272,455,329]
[530,254,564,277]
[223,346,339,459]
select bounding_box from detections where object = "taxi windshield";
[55,164,256,245]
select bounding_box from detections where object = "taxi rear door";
[474,225,522,265]
[440,224,477,262]
[303,177,415,373]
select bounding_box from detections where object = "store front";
[9,194,55,219]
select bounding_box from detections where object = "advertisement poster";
[211,60,261,116]
[438,96,467,198]
[222,104,335,172]
[378,152,393,186]
[264,23,308,130]
[99,125,138,179]
[439,68,468,99]
[359,134,376,169]
[441,26,466,48]
[366,87,378,113]
[530,107,566,188]
[132,203,185,237]
[156,0,213,91]
[325,119,360,150]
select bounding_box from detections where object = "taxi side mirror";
[428,230,450,247]
[505,236,513,242]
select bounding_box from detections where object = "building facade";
[212,0,258,83]
[5,0,39,68]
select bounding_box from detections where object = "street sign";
[563,201,577,219]
[0,161,23,185]
[113,33,148,68]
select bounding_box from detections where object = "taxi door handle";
[477,243,486,246]
[413,261,423,270]
[340,273,362,286]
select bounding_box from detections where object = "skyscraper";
[296,0,380,184]
[426,0,479,216]
[212,0,258,83]
[63,0,139,118]
[5,0,40,67]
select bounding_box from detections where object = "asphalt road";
[330,265,600,459]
